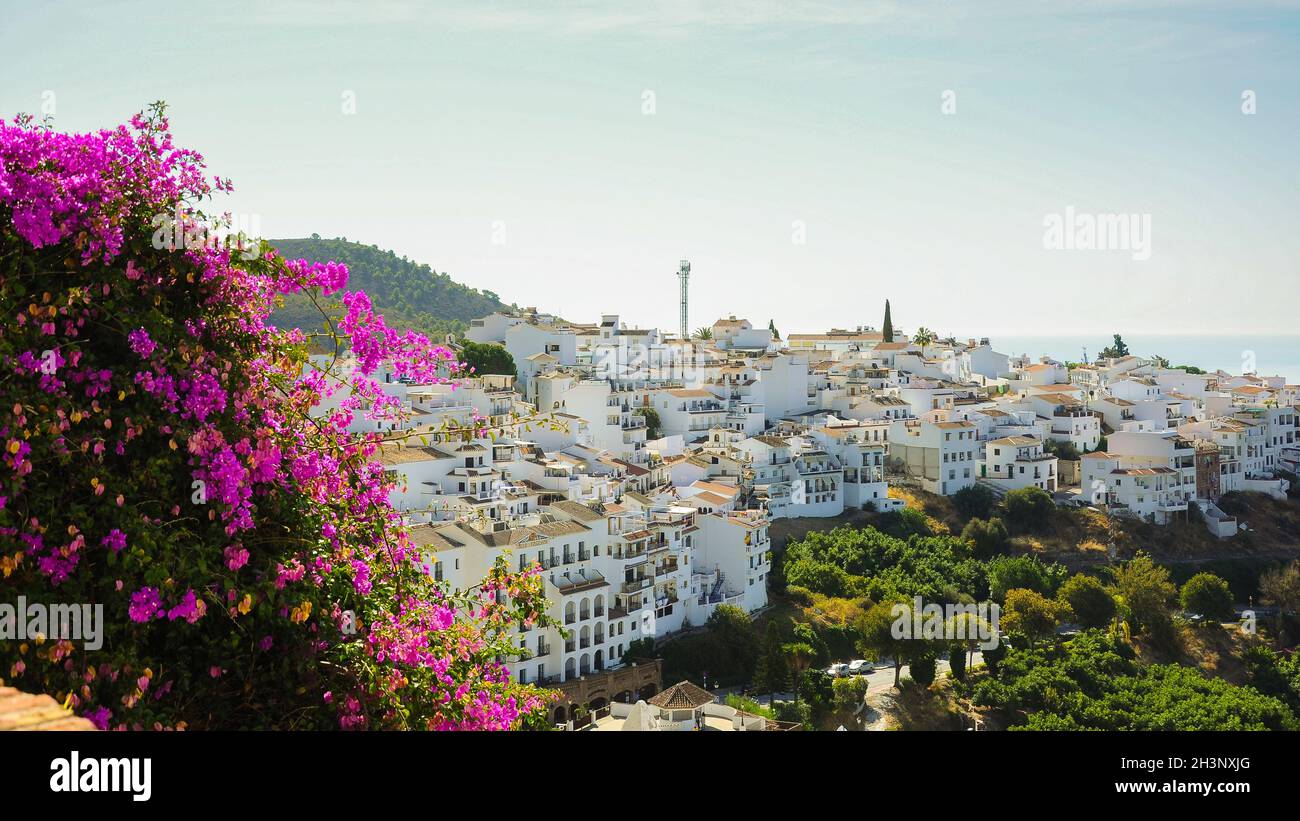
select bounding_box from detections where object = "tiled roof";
[647,680,716,710]
[0,686,98,731]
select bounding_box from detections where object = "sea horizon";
[964,333,1300,383]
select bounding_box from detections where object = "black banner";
[2,730,1287,807]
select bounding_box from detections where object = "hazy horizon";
[4,1,1298,336]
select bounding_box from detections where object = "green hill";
[267,235,511,339]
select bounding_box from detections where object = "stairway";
[710,571,726,603]
[975,478,1008,500]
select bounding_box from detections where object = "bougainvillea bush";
[0,104,552,730]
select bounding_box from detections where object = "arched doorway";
[553,705,567,725]
[589,696,608,712]
[638,683,657,701]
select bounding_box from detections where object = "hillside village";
[311,302,1298,729]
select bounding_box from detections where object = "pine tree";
[882,299,894,343]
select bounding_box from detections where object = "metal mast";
[677,259,691,340]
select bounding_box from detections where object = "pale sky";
[3,1,1298,337]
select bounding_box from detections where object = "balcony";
[655,560,679,577]
[622,577,651,593]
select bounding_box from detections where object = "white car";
[847,659,872,675]
[827,663,850,678]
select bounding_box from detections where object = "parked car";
[847,659,872,675]
[827,663,849,678]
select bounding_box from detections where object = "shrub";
[947,641,968,681]
[961,516,1010,559]
[875,507,937,538]
[783,557,851,597]
[1180,572,1235,622]
[832,675,869,712]
[725,693,773,718]
[458,339,515,376]
[1002,588,1070,645]
[1057,573,1116,629]
[0,107,550,730]
[908,650,938,687]
[784,585,815,606]
[1001,486,1055,532]
[951,484,995,521]
[986,554,1068,602]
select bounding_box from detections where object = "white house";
[982,435,1058,492]
[887,419,979,495]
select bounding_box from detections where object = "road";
[726,651,987,707]
[865,651,985,693]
